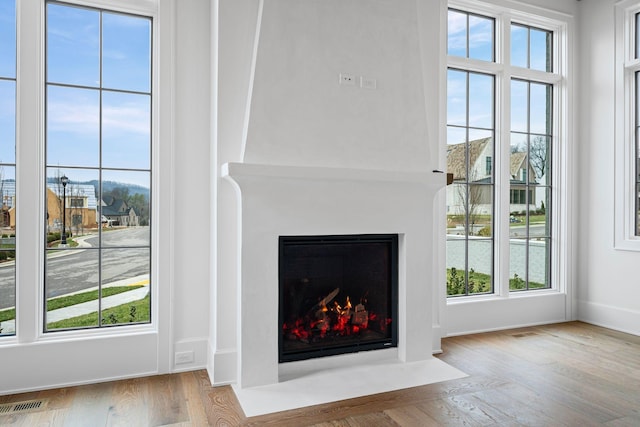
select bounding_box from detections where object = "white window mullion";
[15,0,45,343]
[496,13,511,297]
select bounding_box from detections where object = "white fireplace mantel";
[222,162,446,187]
[222,162,445,388]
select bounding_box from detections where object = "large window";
[0,0,16,336]
[615,1,640,249]
[446,3,561,296]
[44,1,152,331]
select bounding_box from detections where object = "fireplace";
[279,234,398,362]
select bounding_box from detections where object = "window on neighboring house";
[0,0,16,336]
[447,3,561,296]
[69,198,84,208]
[45,1,152,331]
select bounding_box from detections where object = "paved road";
[0,227,150,310]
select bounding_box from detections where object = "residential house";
[446,138,539,217]
[46,184,98,231]
[101,196,140,227]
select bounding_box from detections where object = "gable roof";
[446,137,491,180]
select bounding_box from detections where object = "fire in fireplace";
[279,234,398,362]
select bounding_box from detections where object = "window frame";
[614,0,640,250]
[43,0,154,332]
[6,0,173,353]
[447,0,570,299]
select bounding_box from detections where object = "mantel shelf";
[221,162,446,188]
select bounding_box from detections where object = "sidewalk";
[0,278,150,334]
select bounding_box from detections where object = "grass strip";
[0,286,143,323]
[47,294,150,330]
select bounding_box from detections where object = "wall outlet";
[339,73,356,86]
[361,77,377,89]
[175,351,194,365]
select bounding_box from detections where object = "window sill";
[447,288,563,305]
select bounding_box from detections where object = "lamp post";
[60,175,69,246]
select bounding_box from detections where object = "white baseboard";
[432,324,443,354]
[577,300,640,337]
[207,345,237,386]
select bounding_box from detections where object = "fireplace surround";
[222,162,445,388]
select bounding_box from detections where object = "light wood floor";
[1,321,639,426]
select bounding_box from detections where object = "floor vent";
[0,399,48,415]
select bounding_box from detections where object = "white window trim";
[614,0,640,251]
[446,0,573,301]
[2,0,175,388]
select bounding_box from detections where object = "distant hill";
[45,178,150,200]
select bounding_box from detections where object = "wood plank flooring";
[1,321,639,426]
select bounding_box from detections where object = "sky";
[1,1,152,188]
[0,0,16,174]
[446,10,552,150]
[45,2,152,188]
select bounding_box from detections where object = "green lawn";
[447,267,546,296]
[0,286,143,323]
[47,293,150,330]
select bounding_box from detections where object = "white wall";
[244,0,434,172]
[172,0,212,370]
[210,0,445,385]
[576,0,640,335]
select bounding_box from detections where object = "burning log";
[352,303,368,328]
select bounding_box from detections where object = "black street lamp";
[60,175,69,246]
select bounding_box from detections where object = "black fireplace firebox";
[279,234,398,363]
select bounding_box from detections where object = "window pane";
[468,14,494,61]
[448,10,467,57]
[530,83,552,135]
[45,248,100,330]
[511,24,528,68]
[531,186,551,238]
[637,13,640,59]
[46,167,99,238]
[468,73,493,129]
[447,184,469,235]
[101,248,150,326]
[45,2,152,331]
[637,183,640,236]
[47,85,100,167]
[530,136,550,185]
[0,0,16,78]
[447,69,467,126]
[528,238,550,289]
[102,12,151,92]
[469,184,493,236]
[102,91,151,169]
[446,237,466,296]
[0,80,15,164]
[530,28,552,72]
[0,249,16,334]
[47,3,99,87]
[101,169,150,246]
[511,80,528,133]
[509,239,527,290]
[0,0,14,337]
[468,239,493,294]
